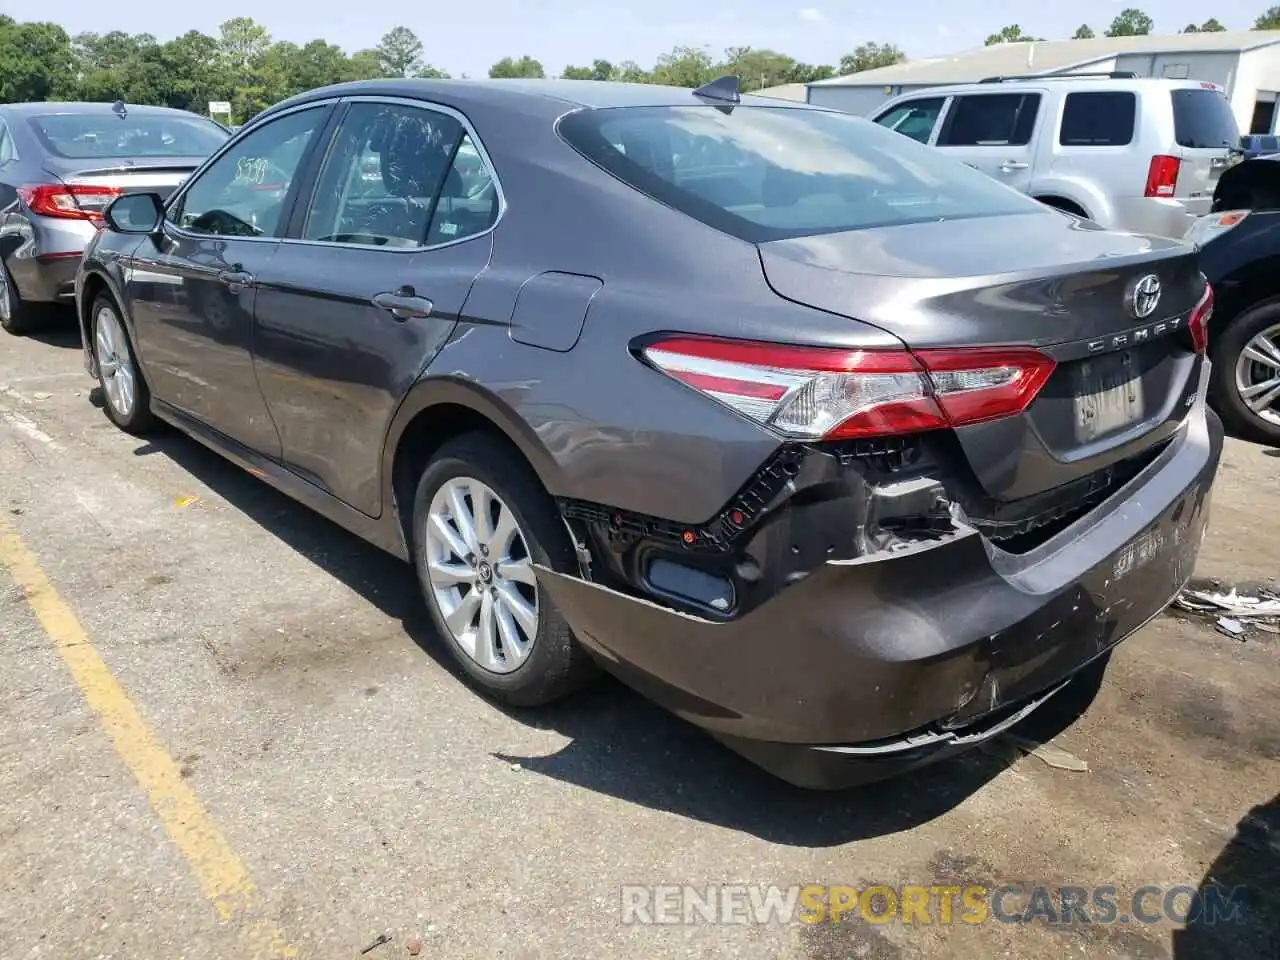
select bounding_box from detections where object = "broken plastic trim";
[812,679,1071,757]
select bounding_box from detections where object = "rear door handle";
[999,160,1029,172]
[372,286,433,321]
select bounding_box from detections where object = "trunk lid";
[759,211,1205,504]
[43,155,202,201]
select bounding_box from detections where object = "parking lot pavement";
[1,314,1277,960]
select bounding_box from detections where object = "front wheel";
[92,294,155,434]
[1210,302,1280,446]
[411,433,595,707]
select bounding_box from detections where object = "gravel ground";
[0,312,1276,960]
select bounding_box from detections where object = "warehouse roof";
[811,29,1280,88]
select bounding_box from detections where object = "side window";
[1059,92,1137,146]
[873,98,946,144]
[939,93,1041,147]
[170,107,326,238]
[425,134,500,245]
[302,102,464,248]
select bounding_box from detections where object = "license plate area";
[1073,352,1145,443]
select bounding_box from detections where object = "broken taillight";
[640,336,1056,440]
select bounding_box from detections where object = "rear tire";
[91,293,155,435]
[0,262,43,336]
[411,432,595,707]
[1209,301,1280,446]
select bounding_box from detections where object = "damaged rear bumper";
[536,383,1224,789]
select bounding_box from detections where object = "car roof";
[0,101,209,118]
[897,77,1225,99]
[270,77,824,115]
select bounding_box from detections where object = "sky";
[3,0,1273,78]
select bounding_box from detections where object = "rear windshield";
[558,105,1042,243]
[1171,89,1239,149]
[27,112,229,160]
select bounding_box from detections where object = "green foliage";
[1106,8,1154,37]
[985,25,1043,46]
[1258,6,1280,29]
[1073,25,1096,39]
[488,55,545,79]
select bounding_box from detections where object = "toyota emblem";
[1128,274,1162,319]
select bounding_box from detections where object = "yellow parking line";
[0,518,298,959]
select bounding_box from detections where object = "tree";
[719,46,799,91]
[489,55,545,78]
[1183,23,1200,32]
[345,49,386,81]
[1255,6,1280,29]
[1106,8,1154,37]
[789,62,835,83]
[561,65,594,80]
[985,24,1040,45]
[218,17,270,71]
[0,17,77,102]
[837,42,904,75]
[1073,25,1096,39]
[650,45,715,87]
[1199,17,1227,31]
[614,60,651,83]
[375,26,423,78]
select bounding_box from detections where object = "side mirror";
[102,192,164,235]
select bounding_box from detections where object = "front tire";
[411,432,595,707]
[92,294,155,434]
[1210,302,1280,446]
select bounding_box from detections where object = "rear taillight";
[17,183,122,221]
[1188,283,1213,354]
[1144,155,1181,198]
[640,337,1057,440]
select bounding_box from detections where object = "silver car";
[0,100,229,335]
[872,74,1242,239]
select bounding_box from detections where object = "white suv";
[871,73,1242,239]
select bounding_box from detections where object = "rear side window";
[873,97,945,144]
[1171,89,1240,149]
[1265,136,1279,151]
[558,105,1042,243]
[1059,92,1136,146]
[938,94,1041,147]
[26,112,228,160]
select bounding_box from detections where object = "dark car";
[75,77,1222,789]
[1185,155,1280,445]
[1240,133,1280,160]
[0,100,229,335]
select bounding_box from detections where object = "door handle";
[999,160,1029,172]
[217,266,254,290]
[372,286,433,321]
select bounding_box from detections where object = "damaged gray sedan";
[76,76,1222,788]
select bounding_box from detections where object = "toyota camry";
[75,77,1222,788]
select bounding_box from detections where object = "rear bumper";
[3,215,96,303]
[537,369,1224,788]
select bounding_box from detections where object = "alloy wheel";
[95,306,136,418]
[1233,321,1280,428]
[424,476,539,674]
